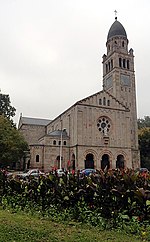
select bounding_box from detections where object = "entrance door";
[116,155,124,169]
[101,154,110,170]
[85,153,94,169]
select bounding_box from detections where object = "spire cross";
[114,10,117,19]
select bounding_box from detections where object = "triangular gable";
[76,90,129,111]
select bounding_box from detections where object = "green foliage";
[0,115,28,168]
[138,127,150,170]
[138,116,150,129]
[0,169,150,227]
[1,169,150,239]
[0,93,16,123]
[0,208,143,242]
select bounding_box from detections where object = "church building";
[18,17,140,172]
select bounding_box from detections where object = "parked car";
[135,168,149,177]
[16,169,45,180]
[79,168,97,177]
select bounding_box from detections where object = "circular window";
[97,117,111,134]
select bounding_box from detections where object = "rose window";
[97,117,111,134]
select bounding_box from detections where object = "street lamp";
[60,128,66,169]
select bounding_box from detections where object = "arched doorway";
[101,154,110,170]
[85,153,94,169]
[116,155,124,169]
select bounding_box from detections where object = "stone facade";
[19,18,140,172]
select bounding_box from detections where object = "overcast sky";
[0,0,150,125]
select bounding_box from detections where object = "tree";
[138,127,150,170]
[0,115,28,169]
[138,116,150,129]
[0,93,16,123]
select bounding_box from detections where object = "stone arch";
[116,155,125,169]
[99,150,113,170]
[115,151,127,169]
[83,149,98,169]
[85,153,94,169]
[101,154,110,170]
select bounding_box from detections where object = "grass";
[0,208,144,242]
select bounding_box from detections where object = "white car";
[17,169,45,180]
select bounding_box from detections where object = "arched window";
[53,140,56,145]
[99,99,102,105]
[106,64,108,73]
[116,155,124,169]
[103,97,106,105]
[122,41,124,47]
[127,60,130,69]
[36,155,39,163]
[64,141,66,145]
[119,58,122,68]
[85,153,94,169]
[101,154,110,170]
[123,59,126,68]
[107,100,110,106]
[111,59,113,69]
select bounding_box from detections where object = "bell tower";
[102,17,139,167]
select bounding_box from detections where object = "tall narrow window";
[111,59,113,69]
[36,155,39,163]
[127,60,130,69]
[123,59,126,68]
[106,64,108,73]
[99,99,102,105]
[53,140,56,145]
[103,97,106,106]
[108,62,110,71]
[122,41,124,47]
[107,100,110,106]
[119,58,122,68]
[64,141,66,145]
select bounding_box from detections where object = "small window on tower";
[103,97,106,105]
[53,140,56,145]
[106,64,108,73]
[119,58,122,68]
[122,41,124,47]
[123,59,126,68]
[127,60,130,69]
[107,100,110,106]
[111,59,113,69]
